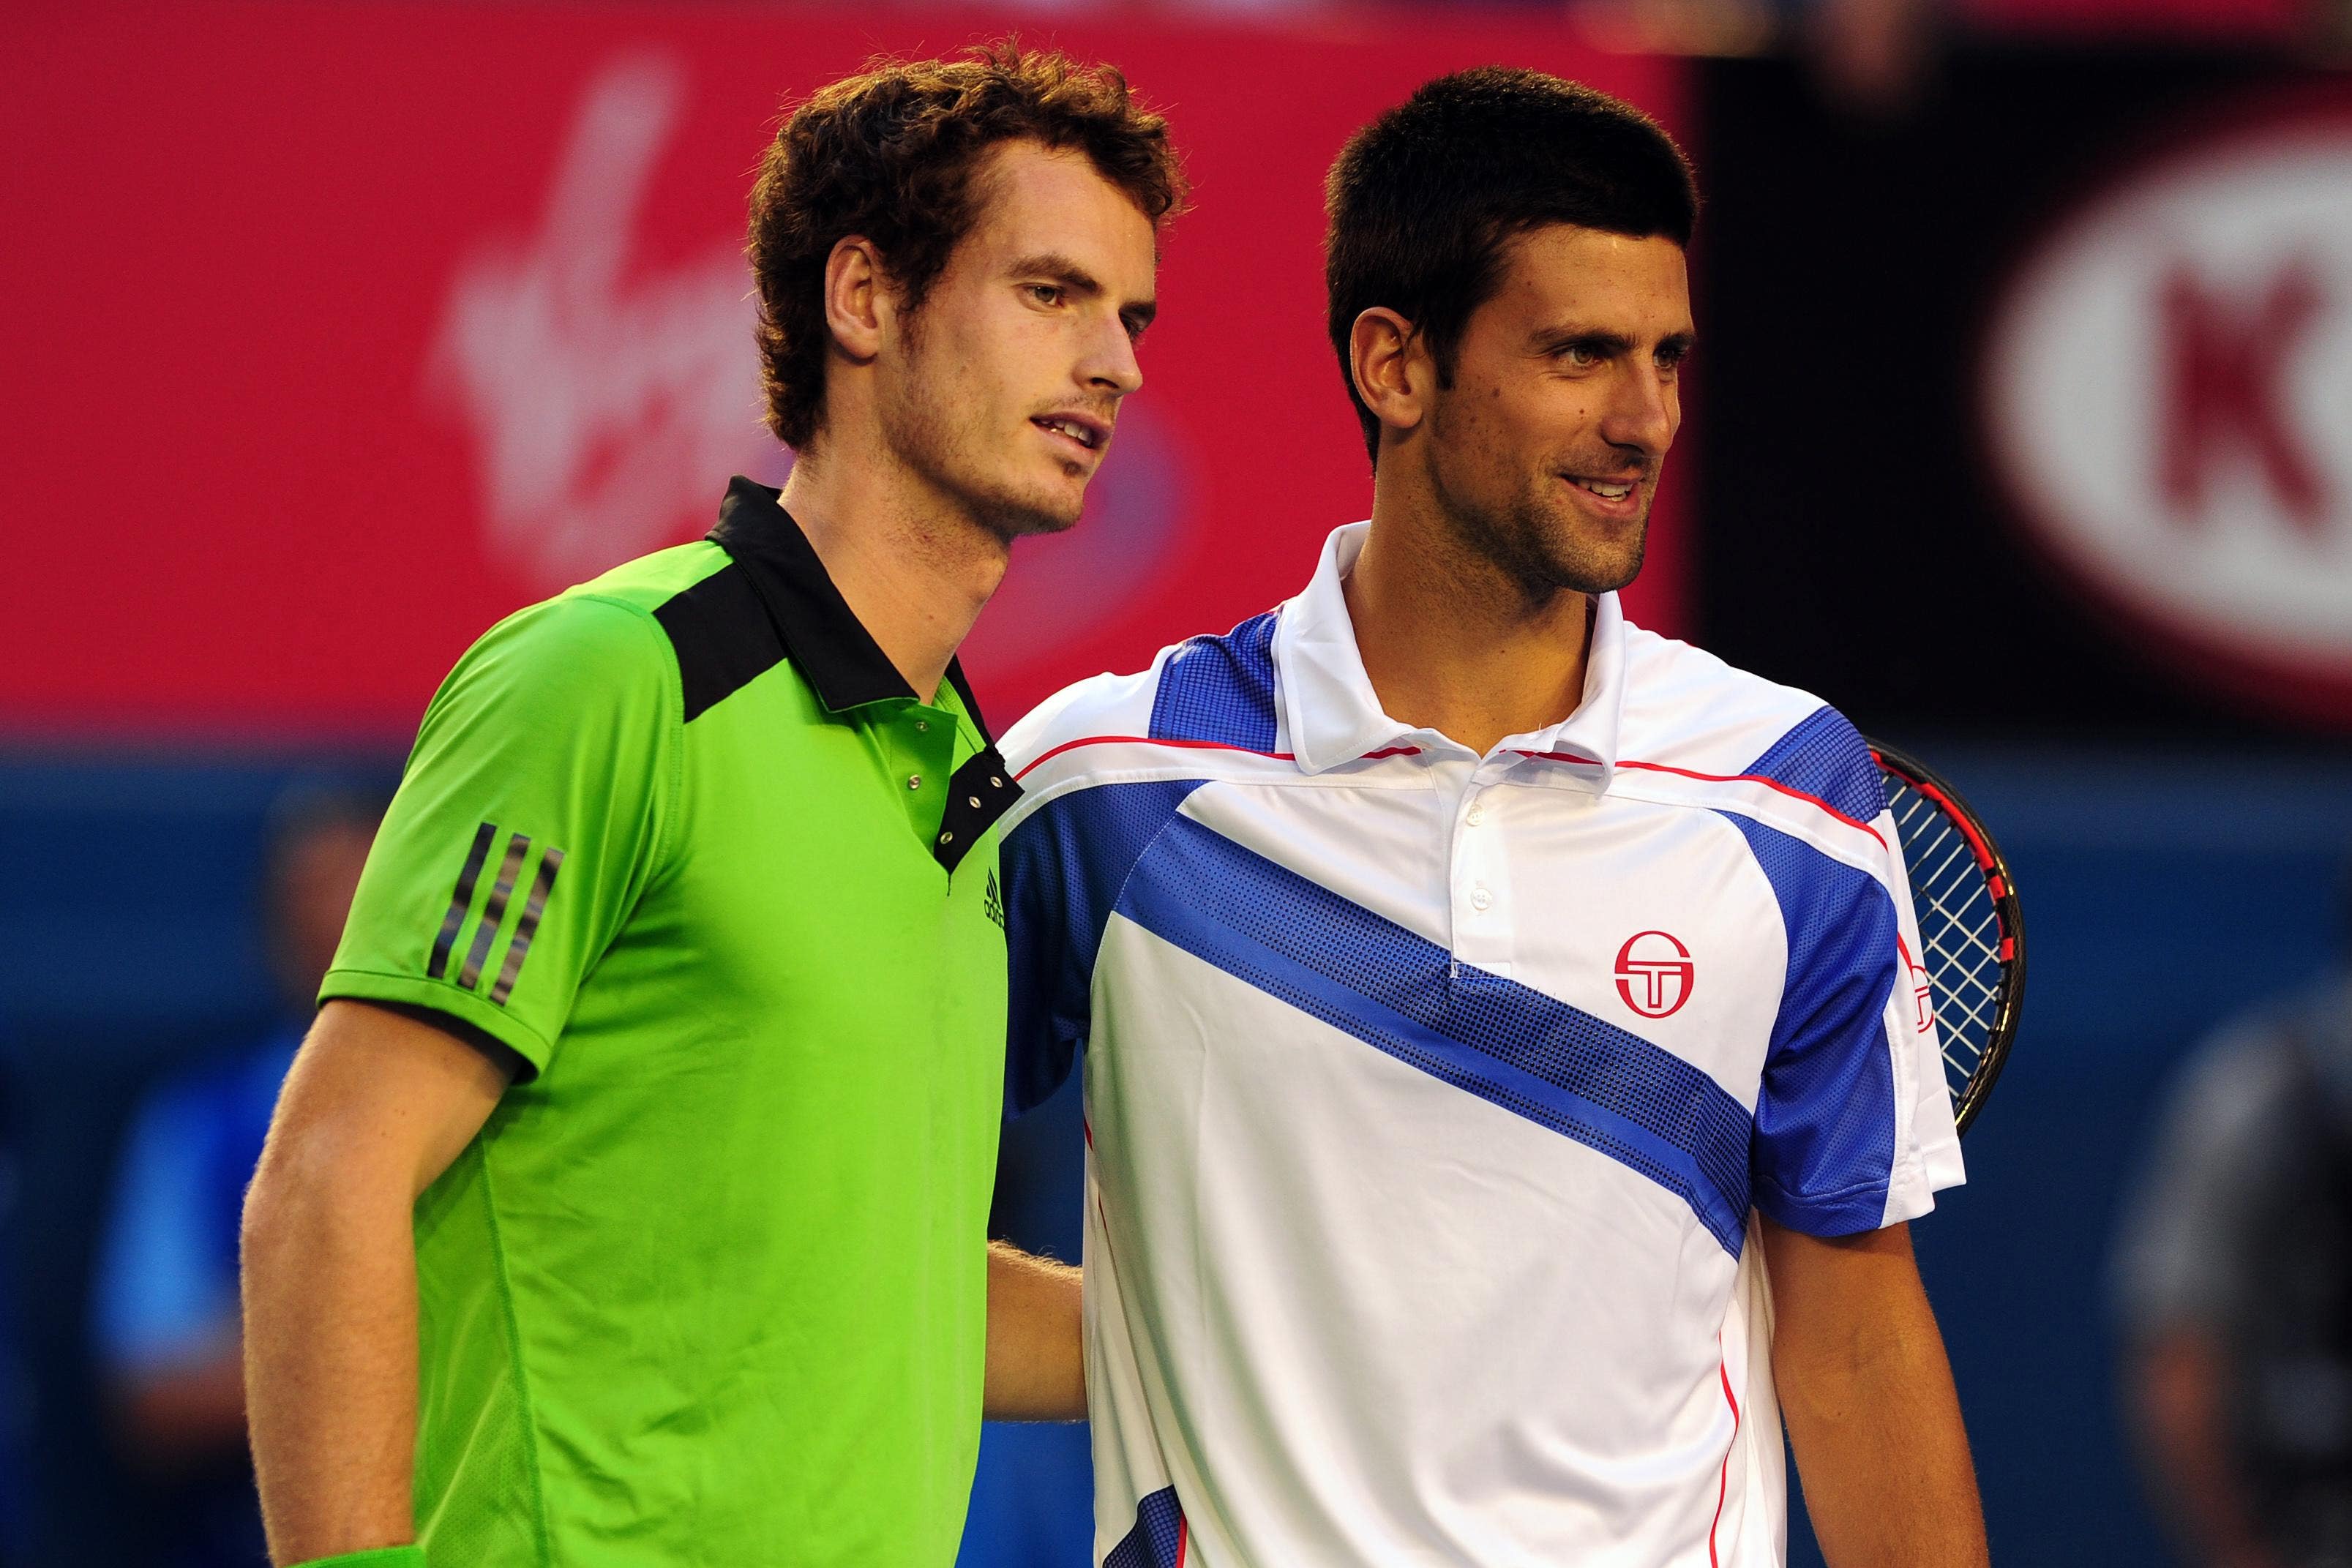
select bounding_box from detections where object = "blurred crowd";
[89,792,383,1568]
[2119,887,2352,1568]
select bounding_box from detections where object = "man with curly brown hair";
[241,45,1180,1568]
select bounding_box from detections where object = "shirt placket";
[1436,754,1517,980]
[1448,761,1524,982]
[874,702,957,851]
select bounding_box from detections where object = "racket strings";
[1886,777,2010,1106]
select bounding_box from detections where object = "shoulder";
[998,610,1291,847]
[435,598,667,729]
[1149,609,1282,749]
[408,590,681,784]
[1001,658,1172,777]
[1003,608,1287,784]
[572,538,735,613]
[465,590,669,685]
[1616,623,1883,827]
[441,544,730,712]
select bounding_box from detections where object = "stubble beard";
[1427,446,1649,609]
[879,346,1087,549]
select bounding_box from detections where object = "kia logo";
[1982,92,2352,725]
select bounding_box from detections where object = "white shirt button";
[1466,802,1486,827]
[1470,885,1492,911]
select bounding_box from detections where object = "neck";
[1344,480,1595,759]
[776,439,1010,701]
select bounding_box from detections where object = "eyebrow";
[1010,251,1158,335]
[1532,326,1698,357]
[1539,328,1634,357]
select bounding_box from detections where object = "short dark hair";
[749,43,1187,451]
[1324,68,1699,462]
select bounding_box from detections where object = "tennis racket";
[1868,740,2026,1139]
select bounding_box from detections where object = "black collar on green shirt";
[708,476,997,741]
[705,477,1017,874]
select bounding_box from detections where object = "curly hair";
[748,42,1186,451]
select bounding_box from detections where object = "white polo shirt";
[999,522,1963,1568]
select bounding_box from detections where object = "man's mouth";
[1565,475,1638,501]
[1032,413,1108,452]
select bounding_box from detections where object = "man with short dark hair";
[241,45,1180,1568]
[999,70,1985,1564]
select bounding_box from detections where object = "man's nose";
[1599,361,1676,460]
[1080,313,1143,398]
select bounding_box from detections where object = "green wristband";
[290,1548,427,1568]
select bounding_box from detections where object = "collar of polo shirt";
[1273,521,1628,784]
[708,476,997,726]
[704,476,1018,871]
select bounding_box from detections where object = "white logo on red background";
[429,57,773,591]
[1614,931,1694,1020]
[1982,93,2352,725]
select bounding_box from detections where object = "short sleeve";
[321,596,677,1076]
[1737,803,1963,1238]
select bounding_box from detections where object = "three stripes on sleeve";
[426,822,564,1006]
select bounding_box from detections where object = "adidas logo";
[984,869,1006,932]
[427,822,564,1005]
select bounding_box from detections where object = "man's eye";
[1558,343,1599,367]
[1029,284,1064,306]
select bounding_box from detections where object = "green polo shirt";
[321,478,1019,1567]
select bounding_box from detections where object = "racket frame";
[1867,739,2027,1138]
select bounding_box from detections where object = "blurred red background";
[0,1,1688,738]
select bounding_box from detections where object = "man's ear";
[823,236,888,361]
[1349,307,1431,443]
